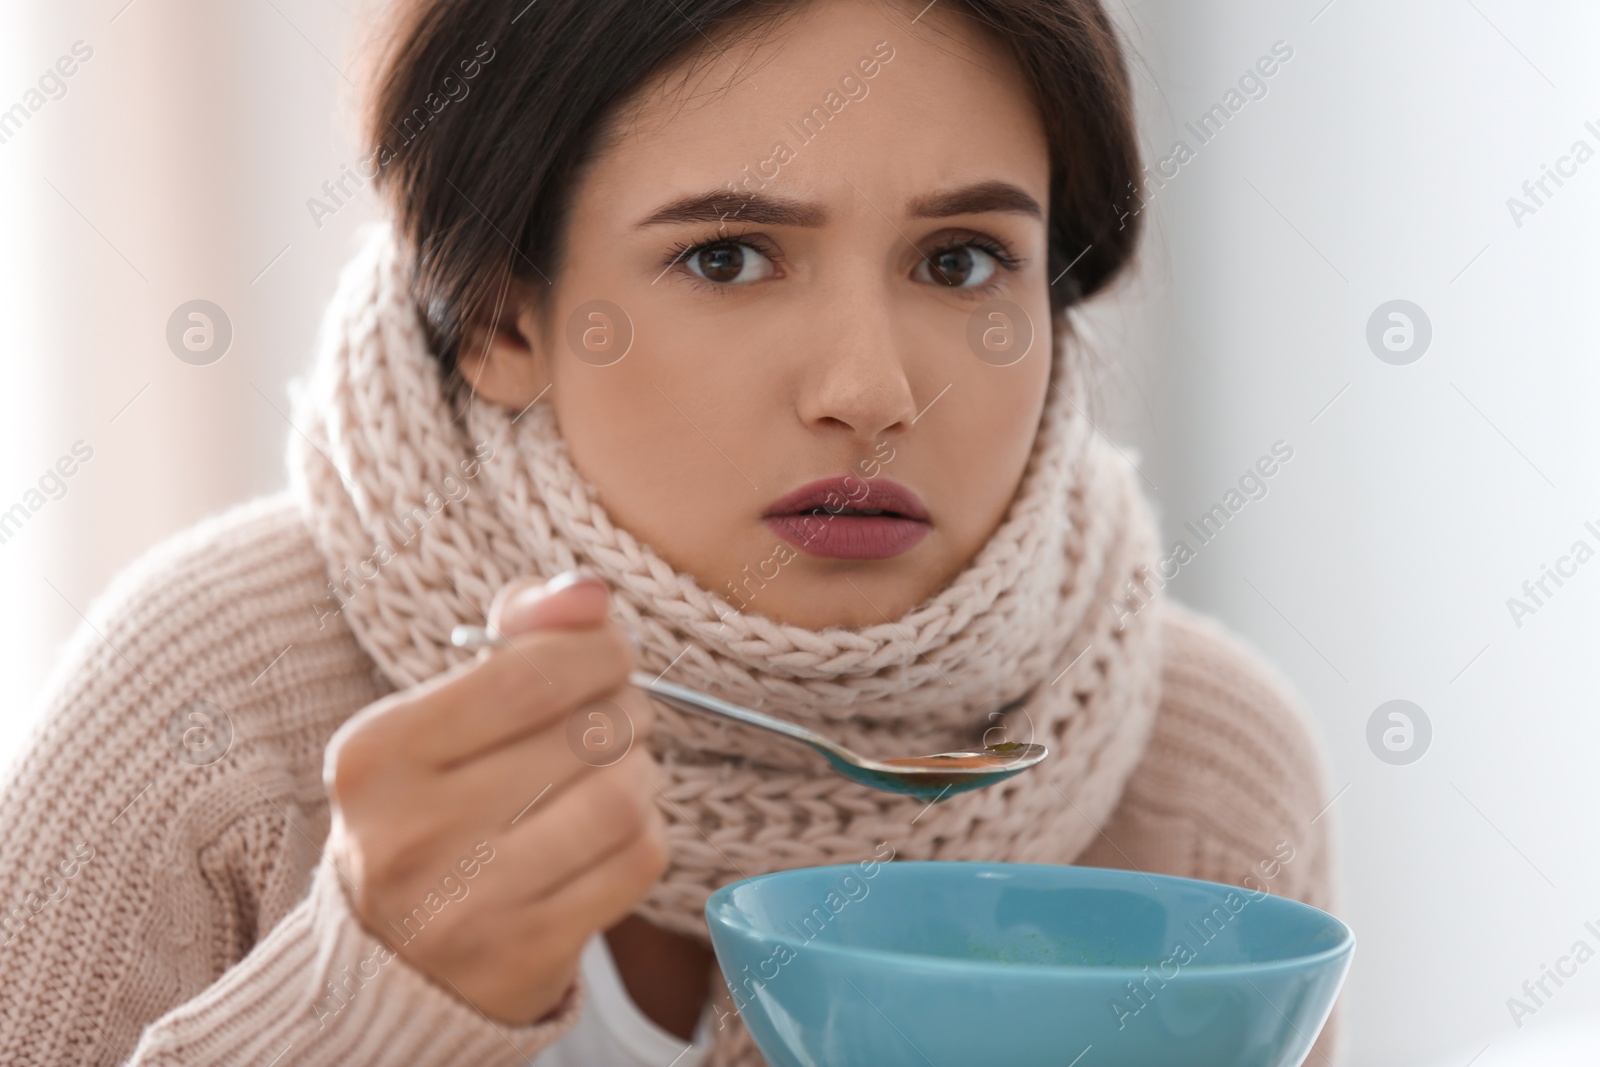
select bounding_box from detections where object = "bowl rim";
[704,860,1356,979]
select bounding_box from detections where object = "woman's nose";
[795,292,921,441]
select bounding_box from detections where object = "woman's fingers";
[434,683,656,823]
[409,803,671,1025]
[530,801,671,932]
[476,745,665,906]
[323,572,673,1027]
[411,575,629,767]
[348,624,633,768]
[489,573,611,634]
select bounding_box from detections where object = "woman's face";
[468,0,1053,629]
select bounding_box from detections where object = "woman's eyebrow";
[906,180,1043,221]
[634,180,1043,229]
[636,191,823,229]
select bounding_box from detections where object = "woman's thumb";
[489,571,609,636]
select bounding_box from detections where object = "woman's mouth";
[761,477,930,560]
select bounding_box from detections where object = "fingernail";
[506,571,604,624]
[544,570,581,593]
[543,570,596,594]
[507,583,548,617]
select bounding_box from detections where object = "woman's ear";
[455,288,551,408]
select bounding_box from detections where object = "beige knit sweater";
[0,489,1342,1064]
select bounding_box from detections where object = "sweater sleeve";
[0,492,587,1065]
[127,848,588,1065]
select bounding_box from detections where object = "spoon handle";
[450,624,846,760]
[628,671,841,755]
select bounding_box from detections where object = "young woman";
[0,0,1340,1063]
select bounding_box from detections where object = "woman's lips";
[761,477,930,560]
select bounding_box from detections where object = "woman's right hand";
[322,573,668,1024]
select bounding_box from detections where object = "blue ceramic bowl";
[704,861,1353,1067]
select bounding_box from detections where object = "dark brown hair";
[356,0,1144,391]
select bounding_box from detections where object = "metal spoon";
[450,624,1048,802]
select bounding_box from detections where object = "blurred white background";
[1,1,1596,1063]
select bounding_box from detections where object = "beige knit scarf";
[287,220,1166,1064]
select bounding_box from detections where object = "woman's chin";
[710,546,943,631]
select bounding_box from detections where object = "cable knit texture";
[0,219,1342,1064]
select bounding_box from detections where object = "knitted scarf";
[287,220,1166,1065]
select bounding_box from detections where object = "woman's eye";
[917,244,999,289]
[684,240,775,285]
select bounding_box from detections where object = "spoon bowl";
[450,624,1048,801]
